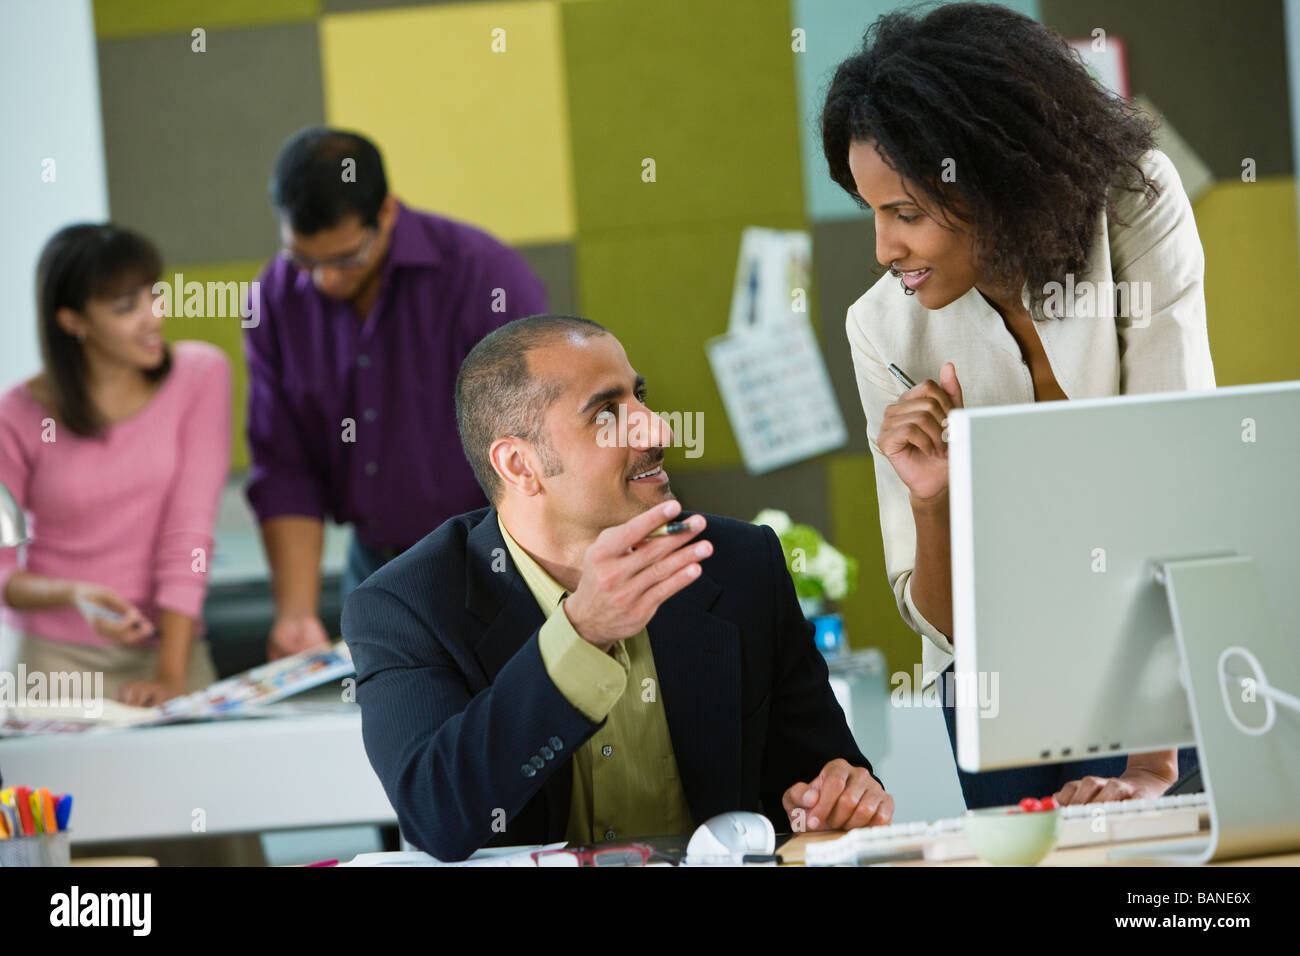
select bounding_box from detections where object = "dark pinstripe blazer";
[342,506,876,861]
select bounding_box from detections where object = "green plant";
[751,509,858,603]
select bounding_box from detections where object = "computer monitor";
[946,380,1300,776]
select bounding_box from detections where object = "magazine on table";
[0,641,355,736]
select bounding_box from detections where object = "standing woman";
[0,224,231,706]
[821,4,1211,807]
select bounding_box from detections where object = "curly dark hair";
[821,2,1160,318]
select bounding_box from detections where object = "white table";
[0,710,397,843]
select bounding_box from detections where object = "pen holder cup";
[0,830,71,866]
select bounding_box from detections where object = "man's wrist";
[560,599,614,654]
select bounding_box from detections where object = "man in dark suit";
[342,314,891,861]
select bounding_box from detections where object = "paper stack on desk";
[337,844,568,867]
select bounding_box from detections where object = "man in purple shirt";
[245,127,547,660]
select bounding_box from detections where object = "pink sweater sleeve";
[152,351,232,620]
[0,394,34,601]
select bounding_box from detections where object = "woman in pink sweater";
[0,224,231,706]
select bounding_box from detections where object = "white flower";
[753,508,792,536]
[825,566,849,601]
[810,545,850,600]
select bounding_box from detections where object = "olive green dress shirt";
[497,515,696,844]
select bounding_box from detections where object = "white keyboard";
[803,792,1211,865]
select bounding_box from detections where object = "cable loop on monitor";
[1217,646,1300,736]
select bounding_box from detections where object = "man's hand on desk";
[783,758,894,832]
[117,677,188,707]
[268,613,332,661]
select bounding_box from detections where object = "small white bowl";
[962,808,1060,866]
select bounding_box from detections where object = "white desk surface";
[0,710,397,843]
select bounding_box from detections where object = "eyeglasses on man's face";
[279,229,378,273]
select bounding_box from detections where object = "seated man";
[342,314,891,860]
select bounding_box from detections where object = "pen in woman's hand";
[887,363,916,391]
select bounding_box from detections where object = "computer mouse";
[685,811,776,862]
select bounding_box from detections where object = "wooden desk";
[780,830,1300,866]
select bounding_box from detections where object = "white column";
[1288,0,1300,272]
[0,0,109,388]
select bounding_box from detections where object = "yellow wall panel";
[1195,178,1300,387]
[320,2,575,244]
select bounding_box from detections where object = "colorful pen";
[0,789,17,839]
[14,786,35,836]
[0,787,71,837]
[55,794,73,831]
[41,789,57,834]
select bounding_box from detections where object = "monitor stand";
[1109,555,1300,863]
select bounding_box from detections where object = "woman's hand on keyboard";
[783,758,894,832]
[1054,766,1176,805]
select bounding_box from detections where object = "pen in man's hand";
[646,520,692,539]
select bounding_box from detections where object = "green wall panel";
[828,452,921,675]
[94,0,320,37]
[157,260,266,472]
[575,219,816,471]
[562,0,805,233]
